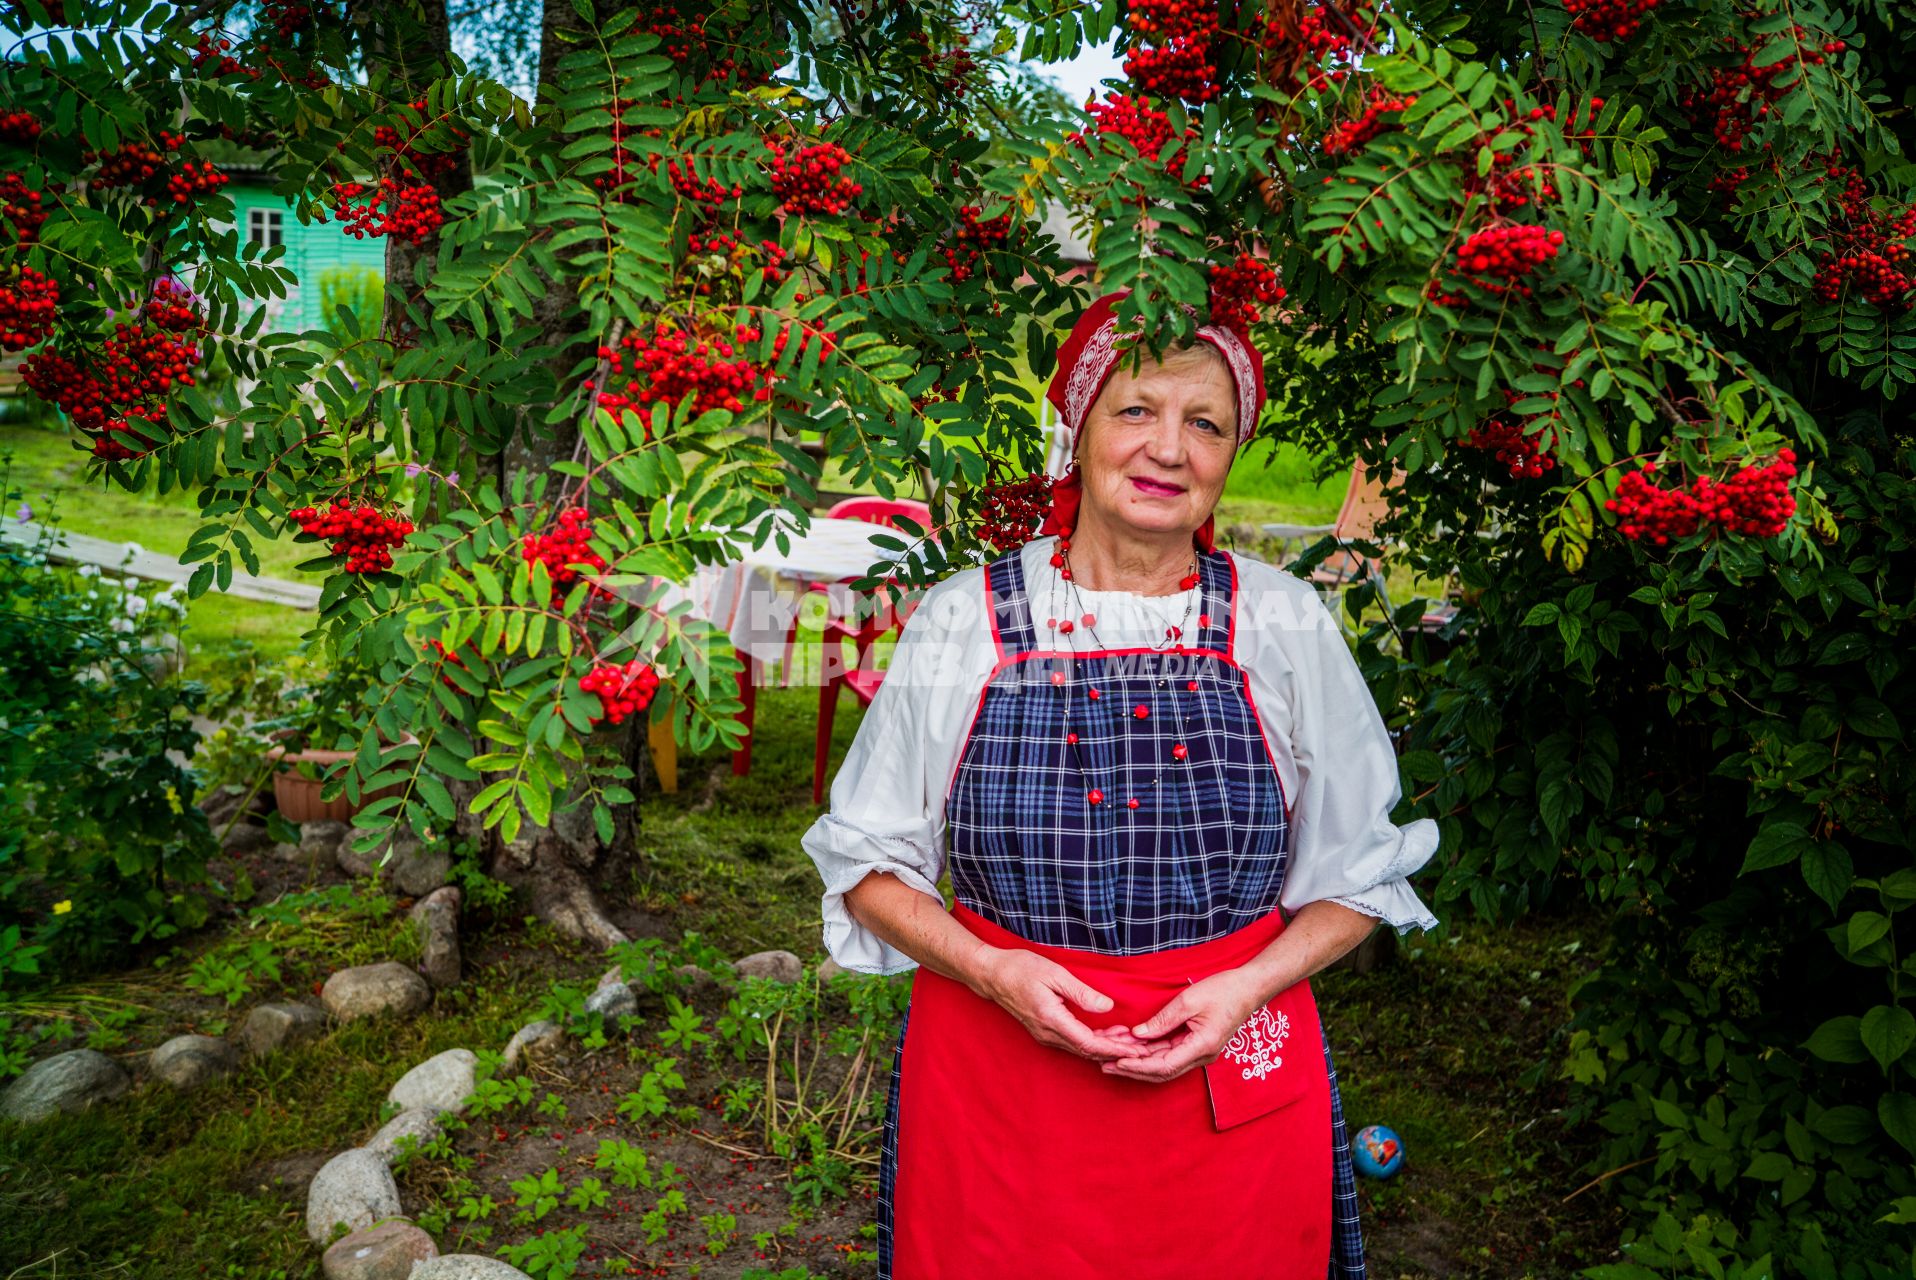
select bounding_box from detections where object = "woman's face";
[1075,345,1238,543]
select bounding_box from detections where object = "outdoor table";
[644,510,914,790]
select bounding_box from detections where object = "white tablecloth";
[674,511,916,683]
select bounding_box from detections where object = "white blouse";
[800,535,1442,975]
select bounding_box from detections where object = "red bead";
[1066,732,1078,744]
[1167,625,1181,639]
[1133,704,1148,719]
[1060,620,1074,634]
[1187,680,1199,691]
[1198,613,1212,627]
[1081,612,1096,627]
[1046,617,1058,628]
[1172,743,1188,760]
[1050,670,1066,685]
[1087,789,1103,805]
[1127,797,1140,809]
[1087,687,1100,700]
[1050,553,1064,567]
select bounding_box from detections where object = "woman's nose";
[1144,416,1186,465]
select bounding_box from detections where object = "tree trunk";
[451,0,654,948]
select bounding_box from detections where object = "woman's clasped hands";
[972,946,1266,1084]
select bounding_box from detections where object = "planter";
[267,732,414,824]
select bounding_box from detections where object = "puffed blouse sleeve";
[799,568,997,975]
[1235,557,1442,934]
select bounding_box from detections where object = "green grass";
[2,418,311,661]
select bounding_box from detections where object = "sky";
[1028,35,1127,107]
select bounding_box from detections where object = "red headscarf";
[1038,289,1267,553]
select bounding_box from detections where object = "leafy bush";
[0,477,217,971]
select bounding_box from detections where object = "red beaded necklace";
[1043,527,1210,811]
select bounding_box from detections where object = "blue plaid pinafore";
[874,543,1366,1279]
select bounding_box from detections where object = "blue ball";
[1351,1124,1405,1179]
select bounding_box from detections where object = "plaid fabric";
[877,544,1366,1279]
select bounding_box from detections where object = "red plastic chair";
[810,497,933,804]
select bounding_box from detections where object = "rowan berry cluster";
[23,315,201,448]
[89,134,229,207]
[261,0,316,43]
[921,45,979,100]
[762,138,862,217]
[521,507,612,608]
[664,153,741,214]
[1123,0,1219,103]
[586,321,773,427]
[144,278,204,331]
[1809,159,1916,312]
[1259,3,1377,93]
[1322,91,1416,157]
[1682,27,1842,154]
[1072,92,1208,190]
[289,501,416,573]
[0,110,43,145]
[0,173,45,243]
[1606,451,1798,543]
[1564,0,1659,42]
[942,205,1012,284]
[192,33,260,79]
[1452,225,1566,290]
[580,660,660,728]
[1467,100,1602,213]
[372,98,469,181]
[329,177,444,244]
[1208,253,1284,335]
[685,229,790,295]
[1463,416,1558,479]
[976,470,1053,553]
[0,265,58,351]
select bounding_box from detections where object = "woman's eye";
[1119,405,1147,418]
[1193,418,1221,434]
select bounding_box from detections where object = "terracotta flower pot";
[266,732,414,824]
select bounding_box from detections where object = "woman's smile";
[1128,474,1187,497]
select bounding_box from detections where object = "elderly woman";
[800,290,1440,1280]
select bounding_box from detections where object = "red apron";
[891,898,1332,1279]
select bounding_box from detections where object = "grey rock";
[584,981,637,1026]
[238,1001,328,1057]
[322,964,431,1022]
[0,1049,130,1123]
[817,957,851,982]
[219,821,274,856]
[672,963,730,999]
[735,949,804,983]
[322,1219,438,1280]
[408,1257,533,1280]
[386,834,452,897]
[365,1106,446,1162]
[410,887,461,990]
[304,1148,401,1244]
[149,1034,237,1090]
[386,1048,477,1113]
[595,965,625,991]
[501,1020,562,1071]
[267,840,308,863]
[302,820,351,864]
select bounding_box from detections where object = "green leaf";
[1861,1005,1916,1072]
[1880,1094,1916,1155]
[1800,842,1853,910]
[1740,822,1809,874]
[1805,1016,1868,1064]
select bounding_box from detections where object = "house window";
[247,208,283,249]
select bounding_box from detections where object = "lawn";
[0,677,1623,1278]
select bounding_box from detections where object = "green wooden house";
[220,165,387,334]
